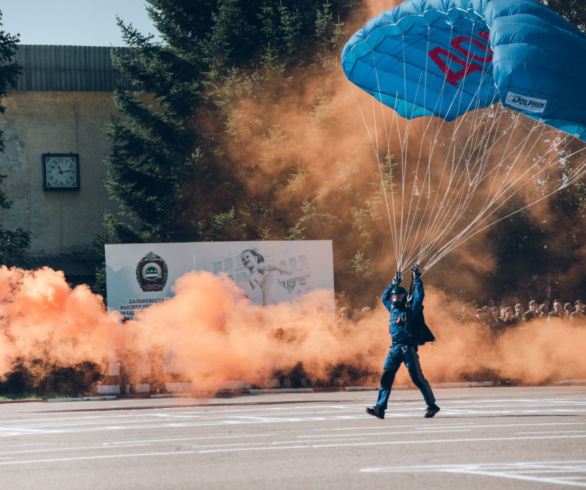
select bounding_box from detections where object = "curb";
[435,381,494,388]
[552,379,586,386]
[4,379,586,403]
[45,396,119,403]
[0,398,44,404]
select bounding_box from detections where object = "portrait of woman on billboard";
[239,249,291,306]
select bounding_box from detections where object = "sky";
[1,0,159,46]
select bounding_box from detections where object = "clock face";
[43,155,79,190]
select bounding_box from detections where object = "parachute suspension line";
[426,139,586,270]
[413,21,507,268]
[349,84,397,263]
[463,111,526,203]
[422,77,503,256]
[392,24,450,269]
[480,126,573,219]
[417,26,438,259]
[428,11,580,264]
[389,93,406,270]
[401,24,440,269]
[420,21,475,243]
[372,32,414,272]
[405,22,466,268]
[342,0,586,273]
[425,120,581,270]
[422,110,523,267]
[374,57,405,271]
[371,51,404,269]
[393,31,410,271]
[489,127,586,206]
[425,110,537,267]
[350,52,406,270]
[422,26,519,269]
[401,24,435,268]
[440,22,493,177]
[472,118,546,221]
[402,29,430,270]
[416,22,467,259]
[471,113,539,216]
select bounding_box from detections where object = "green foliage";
[0,359,103,398]
[202,0,353,73]
[104,23,214,245]
[0,13,20,118]
[97,0,356,292]
[0,12,29,262]
[539,0,586,32]
[351,250,373,278]
[383,153,398,189]
[101,0,355,242]
[315,1,344,50]
[490,209,549,289]
[0,222,30,260]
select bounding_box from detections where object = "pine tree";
[96,0,358,293]
[101,0,357,244]
[103,6,238,245]
[0,12,29,262]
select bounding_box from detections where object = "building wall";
[0,90,118,254]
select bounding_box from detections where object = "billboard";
[105,240,335,319]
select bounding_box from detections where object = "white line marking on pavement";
[361,461,586,488]
[0,434,584,465]
[0,451,200,466]
[309,421,585,432]
[195,434,586,454]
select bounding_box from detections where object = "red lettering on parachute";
[428,47,483,85]
[428,31,493,86]
[451,36,493,62]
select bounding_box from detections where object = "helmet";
[390,285,407,296]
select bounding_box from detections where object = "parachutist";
[365,272,438,420]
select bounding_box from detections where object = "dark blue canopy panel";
[341,0,586,141]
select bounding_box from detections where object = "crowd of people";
[467,297,584,329]
[337,297,585,330]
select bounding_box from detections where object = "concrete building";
[0,45,125,285]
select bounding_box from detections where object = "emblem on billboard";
[136,252,168,292]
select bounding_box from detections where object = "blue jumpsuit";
[375,276,436,410]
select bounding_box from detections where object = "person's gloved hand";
[411,264,421,277]
[391,271,402,286]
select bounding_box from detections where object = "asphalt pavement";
[1,385,586,489]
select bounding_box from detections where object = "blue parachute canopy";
[341,0,586,141]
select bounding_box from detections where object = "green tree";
[0,12,29,262]
[102,9,245,247]
[99,0,357,248]
[204,0,351,72]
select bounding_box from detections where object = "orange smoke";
[1,265,585,394]
[0,266,125,375]
[418,289,586,385]
[211,1,585,308]
[120,270,387,390]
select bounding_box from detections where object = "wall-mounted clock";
[42,153,80,191]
